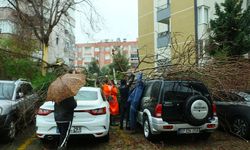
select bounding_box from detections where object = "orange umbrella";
[46,73,86,103]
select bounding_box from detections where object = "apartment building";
[138,0,250,68]
[75,40,138,69]
[0,1,16,36]
[0,1,75,67]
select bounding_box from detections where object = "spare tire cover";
[184,95,212,126]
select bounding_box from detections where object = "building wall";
[75,41,138,69]
[138,0,155,70]
[170,0,196,64]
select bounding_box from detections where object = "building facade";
[138,0,250,68]
[75,40,138,69]
[0,1,75,67]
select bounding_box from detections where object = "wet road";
[1,124,250,150]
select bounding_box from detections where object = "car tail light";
[89,107,106,115]
[37,108,53,116]
[207,124,216,129]
[154,104,162,118]
[212,103,217,116]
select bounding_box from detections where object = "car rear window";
[163,81,210,101]
[74,91,98,101]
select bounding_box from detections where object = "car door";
[14,83,27,124]
[22,83,37,121]
[162,81,186,122]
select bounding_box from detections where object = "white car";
[36,87,110,142]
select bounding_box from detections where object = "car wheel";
[143,117,155,141]
[232,117,250,139]
[5,120,16,142]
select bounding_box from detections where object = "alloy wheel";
[232,118,248,138]
[8,121,16,139]
[144,120,149,138]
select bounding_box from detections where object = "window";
[105,55,110,60]
[151,81,161,100]
[131,54,138,58]
[0,83,14,100]
[85,47,91,52]
[197,6,209,24]
[198,7,202,24]
[104,47,110,52]
[94,47,100,52]
[0,20,15,34]
[204,7,209,24]
[84,57,92,62]
[74,91,98,101]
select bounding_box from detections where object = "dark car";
[214,91,250,139]
[0,79,39,142]
[137,80,218,141]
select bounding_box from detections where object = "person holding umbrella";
[47,73,85,150]
[54,97,77,150]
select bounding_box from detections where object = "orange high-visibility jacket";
[110,85,119,115]
[102,84,119,115]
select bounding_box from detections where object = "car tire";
[5,120,16,142]
[98,132,109,142]
[231,117,250,139]
[184,95,212,126]
[143,117,156,141]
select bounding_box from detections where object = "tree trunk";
[42,43,48,76]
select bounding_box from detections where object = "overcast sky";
[75,0,138,43]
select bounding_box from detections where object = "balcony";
[157,4,170,24]
[157,31,170,48]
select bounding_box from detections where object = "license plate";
[178,128,200,134]
[56,126,82,133]
[71,126,81,133]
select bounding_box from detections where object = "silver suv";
[137,80,218,141]
[0,79,39,142]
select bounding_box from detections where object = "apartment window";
[204,7,209,24]
[104,47,110,52]
[94,47,100,51]
[130,54,138,58]
[198,6,209,24]
[84,57,92,62]
[198,7,202,24]
[56,36,59,45]
[105,55,110,60]
[85,47,91,51]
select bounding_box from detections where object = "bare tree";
[7,0,96,75]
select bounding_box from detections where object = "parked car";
[36,87,110,142]
[0,79,39,142]
[137,80,218,141]
[213,91,250,139]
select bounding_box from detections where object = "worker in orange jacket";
[102,79,119,125]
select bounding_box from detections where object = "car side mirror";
[17,92,24,99]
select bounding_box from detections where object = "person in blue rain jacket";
[127,72,144,133]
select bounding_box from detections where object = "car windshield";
[238,92,250,102]
[0,82,15,100]
[74,90,98,101]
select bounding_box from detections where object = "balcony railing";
[157,31,170,48]
[157,4,170,24]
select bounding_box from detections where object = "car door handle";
[163,101,173,106]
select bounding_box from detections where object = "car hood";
[40,100,105,111]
